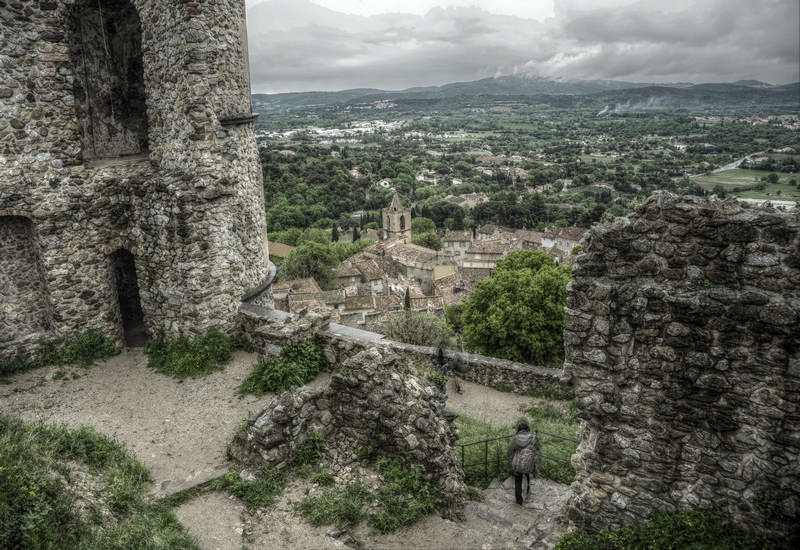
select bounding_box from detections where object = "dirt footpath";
[0,350,571,549]
[0,349,268,495]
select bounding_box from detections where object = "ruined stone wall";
[563,193,799,538]
[1,0,270,359]
[238,304,570,398]
[229,347,468,520]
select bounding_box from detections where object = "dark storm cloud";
[246,0,799,93]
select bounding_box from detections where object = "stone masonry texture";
[563,192,799,540]
[1,0,270,360]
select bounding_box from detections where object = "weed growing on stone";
[294,432,326,466]
[555,510,782,550]
[144,327,252,378]
[0,414,197,550]
[239,341,329,395]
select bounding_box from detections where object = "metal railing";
[454,430,579,481]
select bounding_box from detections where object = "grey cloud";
[246,0,799,93]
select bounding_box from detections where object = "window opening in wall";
[400,215,406,231]
[111,249,145,347]
[0,216,51,339]
[68,0,148,160]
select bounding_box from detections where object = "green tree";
[277,242,339,290]
[461,250,571,364]
[404,287,411,311]
[412,216,436,234]
[331,224,339,242]
[412,231,442,251]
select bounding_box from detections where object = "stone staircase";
[458,477,572,549]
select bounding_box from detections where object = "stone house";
[541,226,588,254]
[1,0,271,358]
[441,230,473,259]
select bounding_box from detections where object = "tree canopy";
[461,250,571,365]
[276,241,339,290]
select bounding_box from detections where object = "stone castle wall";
[563,193,799,538]
[1,0,270,359]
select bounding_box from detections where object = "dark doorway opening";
[111,249,146,347]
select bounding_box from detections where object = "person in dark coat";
[506,419,535,505]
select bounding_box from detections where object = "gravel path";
[0,349,572,549]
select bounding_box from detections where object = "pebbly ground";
[0,349,572,549]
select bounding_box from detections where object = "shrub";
[239,341,329,396]
[144,327,252,378]
[555,510,781,550]
[381,311,453,347]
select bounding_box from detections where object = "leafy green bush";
[144,327,252,378]
[1,330,119,376]
[239,341,329,396]
[0,415,196,550]
[555,510,781,550]
[211,468,287,510]
[369,457,436,532]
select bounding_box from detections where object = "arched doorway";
[68,0,148,159]
[110,249,145,347]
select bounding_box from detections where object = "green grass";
[294,456,436,534]
[239,341,329,396]
[693,169,800,200]
[0,415,197,550]
[144,327,253,378]
[209,468,287,510]
[1,330,119,377]
[555,510,787,550]
[455,401,579,487]
[295,482,371,529]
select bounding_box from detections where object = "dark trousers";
[514,473,530,505]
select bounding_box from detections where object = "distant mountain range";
[251,76,799,113]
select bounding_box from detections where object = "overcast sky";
[244,0,800,94]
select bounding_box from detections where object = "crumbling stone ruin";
[229,346,468,520]
[564,192,799,539]
[1,0,271,359]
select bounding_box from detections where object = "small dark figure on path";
[437,344,447,375]
[506,419,540,505]
[449,353,467,393]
